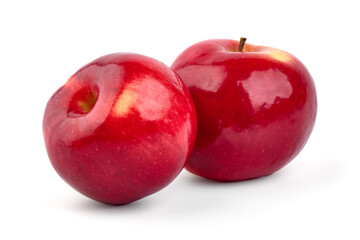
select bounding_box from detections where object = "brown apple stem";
[238,37,247,52]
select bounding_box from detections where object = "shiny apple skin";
[43,53,197,204]
[171,39,317,181]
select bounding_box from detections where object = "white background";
[1,0,359,239]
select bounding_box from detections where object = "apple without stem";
[171,38,317,181]
[43,53,197,204]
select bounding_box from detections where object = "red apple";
[171,38,317,181]
[43,53,197,204]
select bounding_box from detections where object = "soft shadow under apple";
[155,158,346,217]
[54,158,345,219]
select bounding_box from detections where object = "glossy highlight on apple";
[43,53,197,204]
[172,38,317,181]
[43,38,317,204]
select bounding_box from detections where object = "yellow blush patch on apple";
[265,50,292,62]
[113,78,171,120]
[114,89,135,117]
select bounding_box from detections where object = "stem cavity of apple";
[238,37,247,52]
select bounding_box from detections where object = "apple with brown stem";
[172,38,317,181]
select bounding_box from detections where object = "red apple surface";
[43,53,197,204]
[171,39,317,181]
